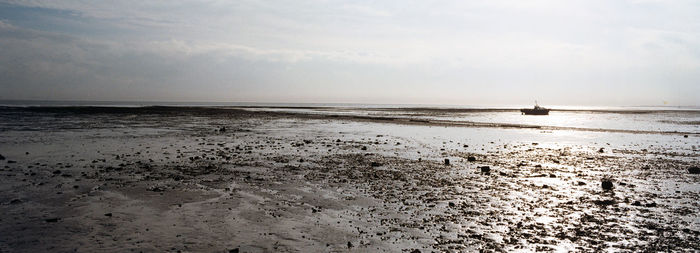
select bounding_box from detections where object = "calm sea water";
[1,100,699,134]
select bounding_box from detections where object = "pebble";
[45,218,60,223]
[480,166,491,173]
[689,167,700,174]
[444,159,450,166]
[467,156,476,162]
[601,179,614,190]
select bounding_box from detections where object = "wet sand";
[0,107,698,252]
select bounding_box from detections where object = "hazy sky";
[0,0,699,106]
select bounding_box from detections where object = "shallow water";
[247,106,700,134]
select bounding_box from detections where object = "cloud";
[0,1,699,105]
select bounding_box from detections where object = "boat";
[521,101,550,115]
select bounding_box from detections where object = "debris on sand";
[689,167,700,174]
[467,156,476,162]
[601,179,614,190]
[598,148,605,153]
[444,159,450,165]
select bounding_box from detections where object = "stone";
[444,159,450,165]
[689,167,700,174]
[601,179,614,190]
[480,166,490,173]
[467,156,476,162]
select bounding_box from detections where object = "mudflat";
[0,106,698,252]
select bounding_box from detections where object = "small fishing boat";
[521,101,550,115]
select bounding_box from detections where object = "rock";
[347,241,353,248]
[593,199,616,206]
[53,170,62,175]
[645,202,657,208]
[7,160,16,164]
[448,202,455,207]
[411,249,421,253]
[598,148,605,153]
[480,166,490,173]
[229,248,239,253]
[9,199,21,204]
[371,162,382,167]
[467,156,476,162]
[104,213,113,217]
[689,167,700,174]
[684,135,688,138]
[444,159,450,165]
[45,218,60,223]
[601,179,614,190]
[361,146,367,151]
[0,154,4,160]
[219,126,226,132]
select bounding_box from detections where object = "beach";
[0,106,698,252]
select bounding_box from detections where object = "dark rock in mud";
[601,179,614,190]
[371,162,382,167]
[598,148,605,153]
[361,146,368,151]
[53,170,62,175]
[7,160,16,164]
[444,159,450,165]
[684,135,688,138]
[347,241,353,248]
[467,156,476,162]
[593,199,616,206]
[689,167,700,174]
[104,213,113,217]
[480,166,491,173]
[45,218,60,223]
[0,154,4,160]
[229,248,239,253]
[9,198,22,204]
[410,249,421,253]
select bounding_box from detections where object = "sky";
[0,0,699,106]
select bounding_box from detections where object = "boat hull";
[521,109,550,115]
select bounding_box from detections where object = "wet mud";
[0,106,698,252]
